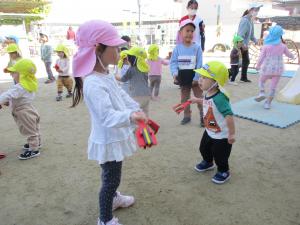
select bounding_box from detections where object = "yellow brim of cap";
[5,66,17,73]
[194,68,213,79]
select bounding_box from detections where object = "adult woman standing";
[237,3,263,82]
[179,0,205,51]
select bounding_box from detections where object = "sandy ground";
[0,63,300,225]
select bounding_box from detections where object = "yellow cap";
[194,61,229,87]
[148,44,159,61]
[55,44,70,58]
[6,43,21,55]
[117,51,128,68]
[6,59,38,92]
[124,46,149,72]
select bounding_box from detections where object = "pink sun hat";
[176,19,196,44]
[72,20,126,77]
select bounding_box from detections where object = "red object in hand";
[54,64,60,71]
[135,119,159,149]
[147,119,160,134]
[172,100,192,114]
[0,153,6,159]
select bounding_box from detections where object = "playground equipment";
[277,66,300,105]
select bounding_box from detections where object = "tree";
[0,0,51,32]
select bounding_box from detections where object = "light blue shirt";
[170,43,202,81]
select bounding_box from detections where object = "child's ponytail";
[71,77,83,107]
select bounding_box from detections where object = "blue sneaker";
[194,160,215,172]
[212,171,231,184]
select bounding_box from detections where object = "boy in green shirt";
[190,61,235,184]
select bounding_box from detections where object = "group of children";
[0,16,294,225]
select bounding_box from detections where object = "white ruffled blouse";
[83,72,140,164]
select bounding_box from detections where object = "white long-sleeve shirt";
[0,84,35,109]
[56,58,70,76]
[83,72,141,164]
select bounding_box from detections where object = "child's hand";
[115,75,122,81]
[228,134,235,144]
[189,97,202,104]
[130,111,148,123]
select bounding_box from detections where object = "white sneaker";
[112,191,135,211]
[98,217,123,225]
[228,81,238,86]
[254,93,266,102]
[264,101,271,109]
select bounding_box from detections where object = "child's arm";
[225,115,235,144]
[283,45,295,59]
[170,46,179,80]
[160,58,169,66]
[88,84,143,128]
[194,45,203,82]
[256,46,266,70]
[189,96,202,104]
[120,66,133,82]
[0,85,25,105]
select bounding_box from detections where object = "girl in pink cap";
[71,20,147,225]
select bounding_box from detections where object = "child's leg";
[63,77,74,97]
[268,75,280,103]
[153,76,161,97]
[199,130,214,163]
[212,138,232,172]
[181,85,192,118]
[13,105,41,159]
[149,76,156,97]
[56,77,63,101]
[255,75,269,102]
[99,161,122,223]
[192,82,204,125]
[230,65,239,82]
[65,77,74,93]
[44,61,55,80]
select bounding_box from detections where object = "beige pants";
[12,104,41,150]
[133,96,151,116]
[57,76,73,93]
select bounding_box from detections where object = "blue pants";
[43,61,54,80]
[99,161,122,223]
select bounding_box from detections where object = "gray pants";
[44,61,54,80]
[149,75,161,97]
[99,161,122,223]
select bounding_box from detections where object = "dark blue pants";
[99,161,122,223]
[199,130,232,172]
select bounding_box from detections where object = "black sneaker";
[66,93,73,98]
[23,143,42,151]
[18,150,40,160]
[180,117,191,125]
[56,96,62,101]
[240,79,251,83]
[194,160,215,172]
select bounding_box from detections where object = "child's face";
[180,24,195,44]
[10,72,19,83]
[199,76,216,91]
[237,41,243,48]
[39,36,47,43]
[57,51,65,58]
[9,52,18,60]
[101,46,120,66]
